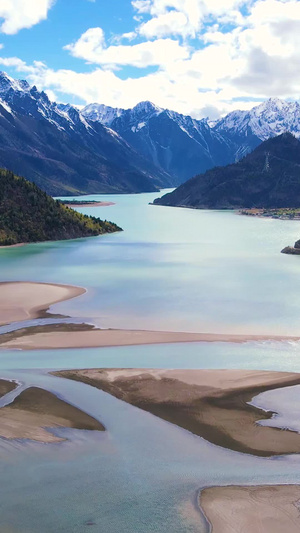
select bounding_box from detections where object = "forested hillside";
[0,168,121,246]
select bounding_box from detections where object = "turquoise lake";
[1,191,300,532]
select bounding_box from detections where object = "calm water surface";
[1,192,300,532]
[0,191,300,334]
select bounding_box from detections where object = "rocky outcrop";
[281,240,300,254]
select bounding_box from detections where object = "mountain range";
[0,72,172,195]
[153,133,300,209]
[1,71,300,196]
[83,97,300,185]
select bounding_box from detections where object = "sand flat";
[53,368,300,456]
[0,281,85,325]
[2,326,300,350]
[200,485,300,533]
[0,387,104,443]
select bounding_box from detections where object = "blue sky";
[0,0,300,117]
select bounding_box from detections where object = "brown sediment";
[64,202,115,208]
[200,485,300,533]
[0,281,86,326]
[0,386,105,443]
[53,368,300,456]
[0,379,17,398]
[2,326,300,350]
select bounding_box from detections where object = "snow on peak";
[132,101,162,117]
[215,97,300,140]
[0,71,31,96]
[82,103,124,126]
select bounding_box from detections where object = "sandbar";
[2,325,300,350]
[0,281,85,326]
[0,386,104,443]
[0,379,17,398]
[53,368,300,456]
[64,202,115,208]
[200,485,300,533]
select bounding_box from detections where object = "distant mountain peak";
[132,100,162,115]
[0,71,31,96]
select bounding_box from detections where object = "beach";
[0,385,105,443]
[2,325,300,350]
[0,281,86,326]
[2,281,300,349]
[53,368,300,456]
[200,485,300,533]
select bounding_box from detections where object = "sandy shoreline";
[53,368,300,456]
[2,324,300,350]
[0,281,86,326]
[1,280,300,349]
[0,385,105,442]
[64,201,115,208]
[200,485,300,533]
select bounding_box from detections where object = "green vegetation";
[240,208,300,220]
[0,168,122,246]
[58,200,100,206]
[155,133,300,209]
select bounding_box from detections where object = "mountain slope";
[83,98,300,185]
[154,133,300,209]
[83,101,235,185]
[0,72,172,195]
[213,98,300,159]
[0,167,121,246]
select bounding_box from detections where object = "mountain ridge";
[0,72,173,196]
[153,133,300,209]
[83,97,300,185]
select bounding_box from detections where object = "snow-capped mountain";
[215,98,300,140]
[2,70,300,194]
[83,96,300,183]
[83,101,234,183]
[213,98,300,160]
[82,103,124,125]
[0,72,172,195]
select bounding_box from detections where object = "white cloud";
[133,0,247,38]
[0,0,55,35]
[64,27,190,68]
[2,0,300,119]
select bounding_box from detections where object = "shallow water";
[1,192,300,532]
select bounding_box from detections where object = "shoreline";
[0,281,86,326]
[2,325,300,350]
[53,368,300,456]
[1,280,300,349]
[64,201,115,208]
[200,485,300,533]
[0,384,105,443]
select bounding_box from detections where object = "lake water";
[1,191,300,532]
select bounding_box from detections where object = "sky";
[0,0,300,119]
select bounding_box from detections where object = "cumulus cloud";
[0,0,55,34]
[2,0,300,118]
[64,27,190,68]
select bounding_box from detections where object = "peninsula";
[0,168,121,246]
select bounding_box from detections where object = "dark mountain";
[0,167,121,246]
[83,101,235,185]
[0,72,172,195]
[154,133,300,209]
